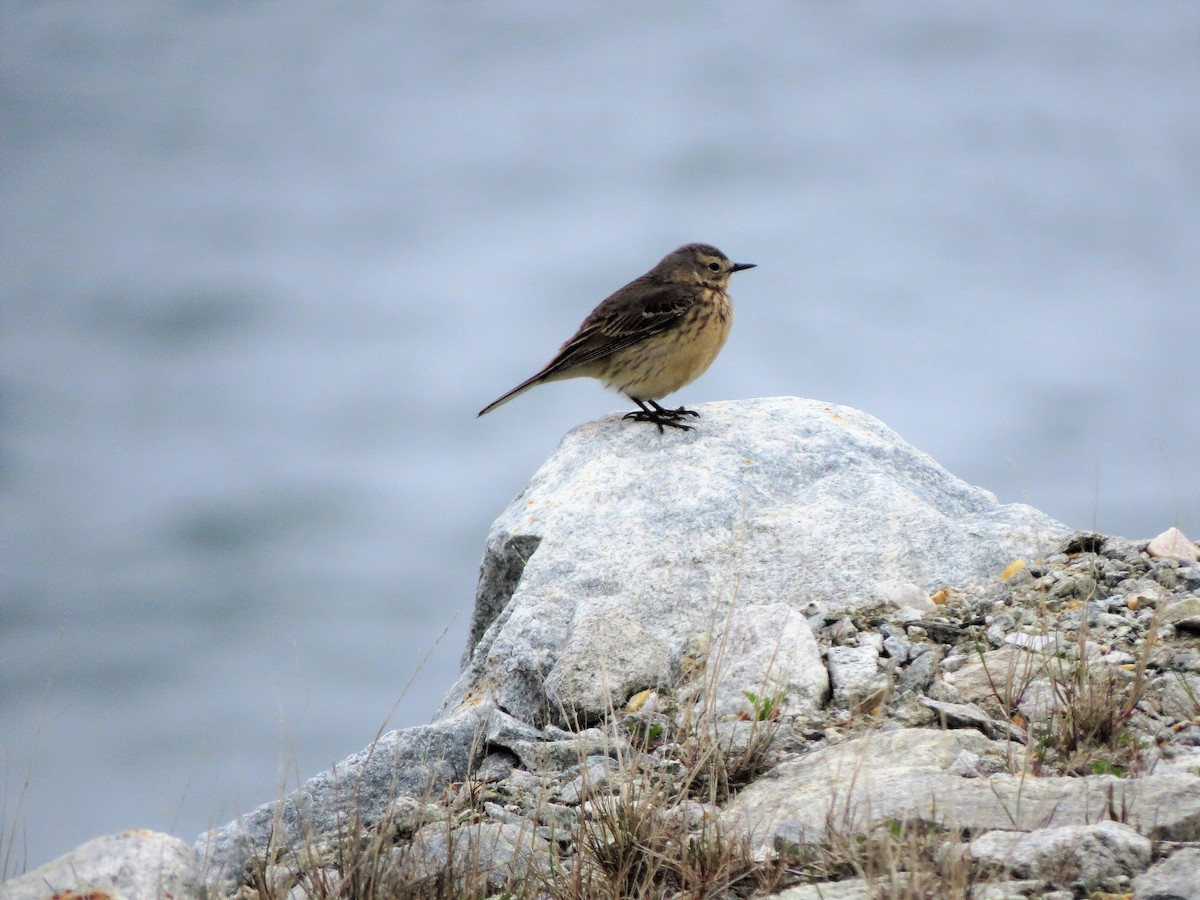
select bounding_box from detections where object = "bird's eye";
[707,262,721,272]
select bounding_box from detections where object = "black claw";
[623,410,693,432]
[623,399,699,432]
[651,401,699,419]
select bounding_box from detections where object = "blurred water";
[2,0,1197,873]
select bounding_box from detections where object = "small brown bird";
[478,243,755,431]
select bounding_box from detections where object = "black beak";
[730,262,756,272]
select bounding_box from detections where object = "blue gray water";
[2,1,1197,873]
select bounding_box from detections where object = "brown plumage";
[478,243,755,431]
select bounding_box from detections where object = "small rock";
[397,821,553,891]
[926,677,965,704]
[287,870,342,900]
[948,750,982,777]
[262,864,299,894]
[660,799,716,829]
[1061,532,1107,555]
[896,648,939,695]
[488,710,548,744]
[1005,632,1062,652]
[828,617,859,643]
[970,881,1046,900]
[506,731,612,772]
[499,768,544,796]
[859,631,884,652]
[826,645,881,704]
[557,756,613,805]
[1155,749,1200,777]
[882,634,911,663]
[475,751,517,783]
[1050,572,1098,601]
[1132,845,1200,899]
[941,652,969,673]
[919,619,964,642]
[1169,724,1200,747]
[1148,527,1200,564]
[942,647,1037,705]
[526,799,578,830]
[482,800,524,824]
[624,688,659,713]
[880,581,937,611]
[1162,597,1200,625]
[968,821,1150,892]
[1014,680,1058,729]
[709,602,830,718]
[920,697,1026,742]
[1130,584,1168,607]
[771,877,872,899]
[0,830,201,900]
[383,796,443,838]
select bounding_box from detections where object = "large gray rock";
[445,397,1063,727]
[0,830,201,900]
[723,728,1200,852]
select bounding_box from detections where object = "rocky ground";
[172,525,1199,900]
[5,399,1199,900]
[290,527,1198,900]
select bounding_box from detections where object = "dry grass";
[570,779,786,899]
[233,612,793,900]
[235,686,1039,898]
[975,602,1161,777]
[202,552,1184,897]
[795,817,983,900]
[237,707,790,899]
[1,740,35,881]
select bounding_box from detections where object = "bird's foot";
[623,400,700,432]
[651,401,700,420]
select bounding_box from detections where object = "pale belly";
[597,301,732,400]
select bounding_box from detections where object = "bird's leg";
[623,398,694,432]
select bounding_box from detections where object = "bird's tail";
[477,371,550,417]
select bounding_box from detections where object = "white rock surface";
[0,830,201,900]
[1133,846,1200,899]
[396,821,552,892]
[769,878,872,899]
[826,645,882,704]
[723,727,1200,851]
[1147,527,1199,563]
[969,821,1151,890]
[446,397,1063,727]
[707,602,828,718]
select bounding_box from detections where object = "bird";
[477,243,755,431]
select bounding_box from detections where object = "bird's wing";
[477,280,698,416]
[540,281,699,376]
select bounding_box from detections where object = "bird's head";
[659,243,756,287]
